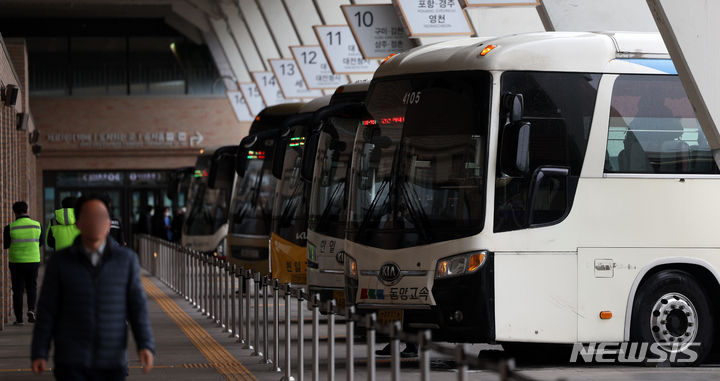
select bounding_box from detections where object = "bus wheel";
[630,270,714,366]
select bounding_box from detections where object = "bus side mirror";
[503,93,524,123]
[272,137,287,180]
[166,177,179,200]
[526,166,570,227]
[500,121,531,176]
[235,149,248,178]
[301,132,320,183]
[209,153,236,189]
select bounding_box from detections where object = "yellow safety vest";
[9,217,42,263]
[49,208,80,251]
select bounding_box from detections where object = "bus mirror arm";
[525,166,570,227]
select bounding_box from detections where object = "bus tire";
[630,269,714,366]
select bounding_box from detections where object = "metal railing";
[136,235,541,381]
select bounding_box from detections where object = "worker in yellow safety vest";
[3,201,43,326]
[46,197,80,252]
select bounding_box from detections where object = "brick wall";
[0,36,37,330]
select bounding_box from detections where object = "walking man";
[46,197,80,252]
[31,194,155,380]
[3,201,43,326]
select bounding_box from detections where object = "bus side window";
[605,75,720,175]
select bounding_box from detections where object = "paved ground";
[1,267,719,380]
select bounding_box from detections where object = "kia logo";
[379,262,401,285]
[336,251,345,265]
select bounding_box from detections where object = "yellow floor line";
[142,277,257,381]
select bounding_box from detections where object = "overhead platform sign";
[269,59,324,99]
[341,4,413,59]
[462,0,539,6]
[314,25,380,74]
[239,83,266,116]
[252,71,293,107]
[290,46,349,89]
[394,0,474,37]
[226,91,254,122]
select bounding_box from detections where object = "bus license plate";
[377,310,403,325]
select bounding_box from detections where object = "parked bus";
[303,83,369,310]
[270,96,332,284]
[182,146,237,258]
[343,32,720,364]
[228,103,305,274]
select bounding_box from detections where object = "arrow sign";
[190,132,204,147]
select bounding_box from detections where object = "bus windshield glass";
[348,72,491,250]
[230,148,276,236]
[184,155,230,236]
[308,116,360,239]
[271,125,310,246]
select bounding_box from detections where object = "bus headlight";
[435,251,487,279]
[344,254,358,280]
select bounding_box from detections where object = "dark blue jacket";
[31,236,155,368]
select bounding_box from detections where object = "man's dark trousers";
[9,262,39,321]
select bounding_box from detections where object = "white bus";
[344,32,720,364]
[182,146,236,258]
[304,83,369,311]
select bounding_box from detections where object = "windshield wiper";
[316,181,345,230]
[355,176,391,238]
[400,182,433,243]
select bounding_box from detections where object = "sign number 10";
[354,11,374,27]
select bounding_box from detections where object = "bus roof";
[331,82,369,104]
[250,103,306,135]
[375,32,674,78]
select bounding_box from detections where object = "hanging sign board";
[290,46,350,89]
[462,0,540,6]
[341,4,413,59]
[252,71,293,107]
[226,91,253,122]
[394,0,474,37]
[314,25,380,74]
[239,82,266,116]
[269,59,324,99]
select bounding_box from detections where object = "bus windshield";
[271,125,310,246]
[308,116,360,239]
[230,149,276,236]
[184,155,230,236]
[347,72,491,250]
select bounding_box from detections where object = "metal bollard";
[456,344,468,381]
[281,283,294,381]
[263,276,271,364]
[237,268,245,343]
[346,306,355,381]
[243,270,253,350]
[367,313,376,381]
[311,294,320,381]
[210,258,217,321]
[203,256,209,315]
[229,264,236,337]
[390,321,401,381]
[252,272,262,357]
[297,289,305,381]
[327,299,336,381]
[419,330,431,381]
[222,261,228,329]
[272,279,281,372]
